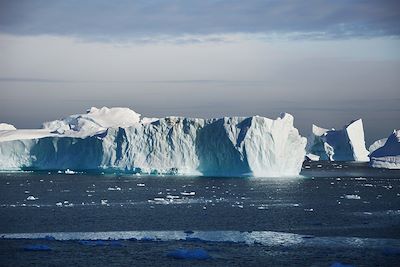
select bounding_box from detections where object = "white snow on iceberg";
[42,106,142,137]
[306,119,369,162]
[0,123,16,131]
[369,130,400,169]
[0,107,306,177]
[368,138,388,154]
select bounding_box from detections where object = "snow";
[64,169,75,174]
[0,123,16,131]
[0,107,306,177]
[370,130,400,169]
[42,106,141,138]
[306,119,369,162]
[368,138,387,153]
[305,153,320,161]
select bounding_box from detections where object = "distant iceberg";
[368,138,388,154]
[0,107,307,177]
[306,119,369,162]
[370,130,400,169]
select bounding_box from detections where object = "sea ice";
[181,192,196,196]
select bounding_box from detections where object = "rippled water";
[0,162,399,266]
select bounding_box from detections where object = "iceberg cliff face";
[306,119,369,162]
[0,107,307,177]
[370,130,400,169]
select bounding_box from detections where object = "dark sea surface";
[0,162,399,266]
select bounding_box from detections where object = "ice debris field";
[0,107,399,176]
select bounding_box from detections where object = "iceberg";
[0,107,306,177]
[369,130,400,169]
[306,119,369,162]
[368,138,387,154]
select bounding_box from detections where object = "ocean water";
[0,162,399,266]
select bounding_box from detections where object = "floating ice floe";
[107,186,122,191]
[26,196,38,201]
[180,192,196,196]
[64,169,75,174]
[344,194,361,200]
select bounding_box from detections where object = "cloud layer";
[0,0,399,40]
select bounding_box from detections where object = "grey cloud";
[0,0,399,40]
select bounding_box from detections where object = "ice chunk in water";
[344,194,361,200]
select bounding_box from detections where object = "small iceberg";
[65,169,76,174]
[107,186,122,191]
[344,194,361,200]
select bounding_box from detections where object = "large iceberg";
[0,107,307,177]
[369,130,400,169]
[306,119,369,162]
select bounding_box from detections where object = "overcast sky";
[0,0,399,144]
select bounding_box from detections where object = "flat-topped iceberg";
[369,130,400,169]
[0,107,307,177]
[306,119,369,162]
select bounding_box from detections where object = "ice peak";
[307,119,369,162]
[0,123,16,131]
[312,124,330,136]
